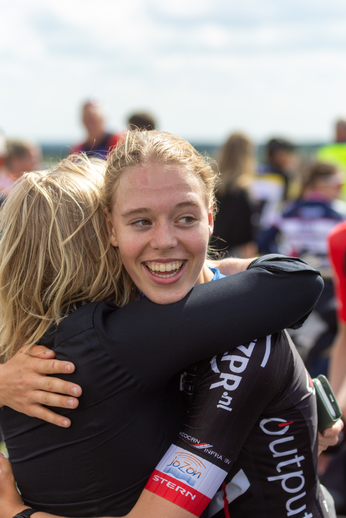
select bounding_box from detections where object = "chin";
[147,288,191,305]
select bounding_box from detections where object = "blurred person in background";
[328,221,346,415]
[0,139,41,197]
[72,99,121,158]
[317,118,346,197]
[127,111,157,131]
[315,221,346,516]
[258,161,345,262]
[212,132,257,258]
[252,137,299,238]
[258,161,345,377]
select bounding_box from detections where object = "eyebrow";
[121,200,202,219]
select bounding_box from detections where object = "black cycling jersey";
[0,255,323,516]
[146,331,335,517]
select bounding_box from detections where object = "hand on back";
[0,345,82,427]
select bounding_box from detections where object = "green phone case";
[313,374,342,433]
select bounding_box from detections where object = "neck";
[195,263,214,285]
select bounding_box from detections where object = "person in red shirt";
[328,222,346,411]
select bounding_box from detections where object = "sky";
[1,0,346,146]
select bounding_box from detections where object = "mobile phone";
[312,374,342,433]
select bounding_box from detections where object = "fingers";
[13,344,76,377]
[35,389,80,410]
[30,405,72,428]
[318,432,338,448]
[318,419,344,455]
[322,418,344,438]
[33,357,76,376]
[27,345,56,359]
[35,374,82,398]
[17,344,56,359]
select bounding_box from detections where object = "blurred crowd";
[2,103,346,514]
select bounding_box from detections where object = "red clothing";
[329,222,346,322]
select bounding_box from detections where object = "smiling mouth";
[145,261,184,278]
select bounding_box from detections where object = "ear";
[104,208,118,247]
[208,205,214,238]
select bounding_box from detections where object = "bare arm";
[328,223,346,410]
[329,325,346,415]
[207,256,254,276]
[329,322,346,396]
[0,346,82,428]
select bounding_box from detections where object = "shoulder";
[248,253,319,274]
[107,133,121,147]
[55,301,119,345]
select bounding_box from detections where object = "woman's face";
[107,161,214,304]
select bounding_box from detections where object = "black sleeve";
[95,254,323,388]
[175,333,292,470]
[146,334,321,518]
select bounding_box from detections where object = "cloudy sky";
[1,0,346,145]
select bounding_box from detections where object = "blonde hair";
[103,130,219,217]
[0,155,133,360]
[217,133,254,194]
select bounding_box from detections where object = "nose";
[150,220,178,250]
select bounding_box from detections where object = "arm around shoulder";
[247,254,324,329]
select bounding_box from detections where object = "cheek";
[188,227,210,258]
[115,233,141,272]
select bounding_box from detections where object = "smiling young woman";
[106,161,214,304]
[103,130,219,305]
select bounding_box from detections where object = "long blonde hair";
[0,155,133,360]
[217,133,254,195]
[103,130,219,217]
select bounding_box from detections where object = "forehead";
[114,162,208,207]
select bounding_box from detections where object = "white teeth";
[146,261,183,275]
